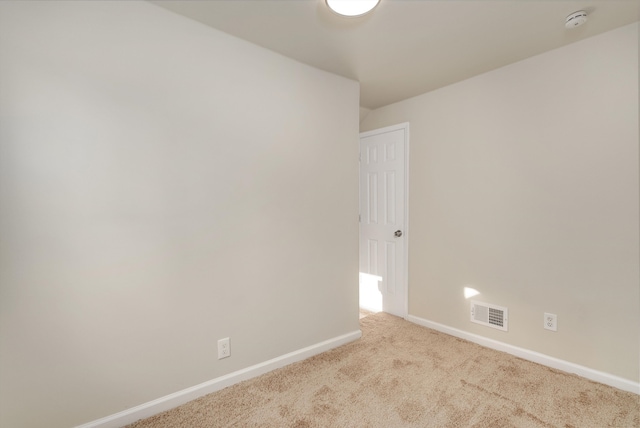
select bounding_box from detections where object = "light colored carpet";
[127,312,639,427]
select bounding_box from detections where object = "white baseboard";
[75,330,362,428]
[406,315,639,395]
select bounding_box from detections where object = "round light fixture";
[326,0,380,17]
[565,11,587,29]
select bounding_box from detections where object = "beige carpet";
[127,312,639,427]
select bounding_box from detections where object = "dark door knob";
[394,230,403,237]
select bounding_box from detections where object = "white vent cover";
[470,300,508,331]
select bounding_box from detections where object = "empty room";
[0,1,638,427]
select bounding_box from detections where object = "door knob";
[394,230,403,237]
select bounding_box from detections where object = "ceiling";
[152,0,639,110]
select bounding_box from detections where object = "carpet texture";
[127,312,639,427]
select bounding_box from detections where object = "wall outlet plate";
[217,337,230,359]
[544,313,557,331]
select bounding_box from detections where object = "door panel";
[359,124,407,316]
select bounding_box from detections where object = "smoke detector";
[565,11,588,29]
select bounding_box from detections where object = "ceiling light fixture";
[326,0,380,17]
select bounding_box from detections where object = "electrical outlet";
[544,313,557,331]
[217,337,230,359]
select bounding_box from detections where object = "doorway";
[359,123,409,318]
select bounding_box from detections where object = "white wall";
[362,23,639,382]
[0,2,360,427]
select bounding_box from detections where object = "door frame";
[359,122,410,318]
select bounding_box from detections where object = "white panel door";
[359,124,408,317]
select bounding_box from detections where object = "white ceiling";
[152,0,639,110]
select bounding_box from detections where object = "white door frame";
[359,122,409,318]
